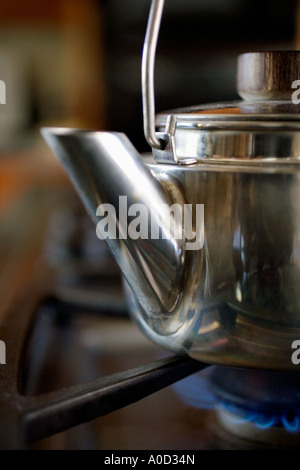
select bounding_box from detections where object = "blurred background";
[0,0,299,450]
[0,0,298,156]
[0,0,298,308]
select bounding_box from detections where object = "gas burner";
[211,408,300,450]
[210,366,300,431]
[209,366,300,448]
[172,365,300,449]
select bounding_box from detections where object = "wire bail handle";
[142,0,165,150]
[142,0,196,165]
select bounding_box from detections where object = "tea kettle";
[42,0,300,370]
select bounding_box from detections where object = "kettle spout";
[41,129,185,314]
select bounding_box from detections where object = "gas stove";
[0,185,299,451]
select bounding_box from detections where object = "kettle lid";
[158,51,300,119]
[153,52,300,165]
[141,2,300,165]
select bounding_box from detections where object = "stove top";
[0,185,299,450]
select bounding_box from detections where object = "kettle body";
[124,155,300,369]
[41,0,300,370]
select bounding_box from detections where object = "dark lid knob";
[237,51,300,101]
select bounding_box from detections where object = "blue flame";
[281,415,300,433]
[222,401,300,433]
[253,413,277,429]
[172,371,300,434]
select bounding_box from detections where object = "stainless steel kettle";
[42,0,300,370]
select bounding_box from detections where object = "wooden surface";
[0,147,70,327]
[0,1,61,24]
[60,0,107,130]
[0,0,107,130]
